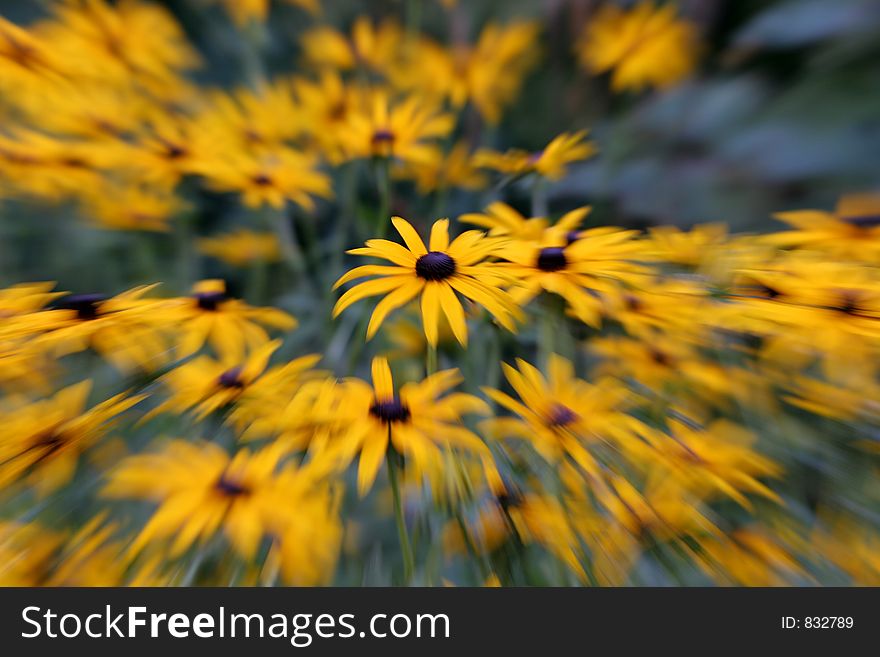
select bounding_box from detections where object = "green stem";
[531,177,548,218]
[374,158,392,238]
[426,343,438,376]
[387,451,415,584]
[538,304,557,369]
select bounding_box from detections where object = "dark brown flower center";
[57,294,106,320]
[369,397,411,424]
[251,173,273,186]
[841,214,880,229]
[194,291,227,311]
[536,247,567,272]
[548,404,578,428]
[218,367,245,388]
[371,129,395,145]
[415,251,456,281]
[215,474,250,497]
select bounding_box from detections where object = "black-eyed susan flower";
[197,229,282,267]
[766,193,880,262]
[482,355,657,476]
[333,216,522,346]
[0,380,142,495]
[300,17,402,74]
[577,1,700,92]
[495,224,649,326]
[339,91,454,166]
[321,356,496,495]
[461,202,591,242]
[169,279,296,363]
[103,440,341,570]
[473,131,596,182]
[0,521,64,586]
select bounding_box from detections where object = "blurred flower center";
[547,403,578,428]
[194,291,227,311]
[218,367,245,388]
[58,293,106,320]
[415,251,456,281]
[536,246,567,272]
[215,473,250,497]
[369,397,411,424]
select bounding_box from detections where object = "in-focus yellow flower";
[0,380,142,495]
[483,355,655,476]
[103,440,341,577]
[767,193,880,262]
[333,217,522,346]
[495,224,648,326]
[324,357,496,495]
[169,279,296,363]
[474,131,597,181]
[577,1,699,92]
[339,91,454,166]
[198,229,282,267]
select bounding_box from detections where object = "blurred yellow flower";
[577,1,699,92]
[198,229,282,266]
[474,131,596,181]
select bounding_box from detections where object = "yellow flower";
[198,229,282,266]
[0,521,64,586]
[339,90,454,166]
[0,380,142,495]
[394,140,488,194]
[474,131,597,181]
[292,71,366,163]
[301,17,402,73]
[212,0,319,26]
[195,147,332,211]
[391,22,540,124]
[333,217,522,346]
[695,528,803,586]
[34,285,172,372]
[461,202,590,242]
[103,440,341,573]
[323,356,496,495]
[646,223,728,268]
[495,224,648,326]
[79,181,186,232]
[169,279,296,363]
[767,193,880,261]
[577,1,699,92]
[482,355,655,475]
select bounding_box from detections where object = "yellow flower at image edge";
[0,380,142,495]
[329,357,499,495]
[577,1,700,92]
[103,441,342,585]
[333,217,522,346]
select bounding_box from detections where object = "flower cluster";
[0,0,877,588]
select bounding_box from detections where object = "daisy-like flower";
[482,355,656,476]
[300,17,402,74]
[79,180,186,233]
[103,440,342,577]
[577,1,700,92]
[31,285,172,372]
[0,380,142,495]
[323,356,497,495]
[460,202,591,242]
[339,91,454,166]
[197,229,282,267]
[766,193,880,262]
[394,140,488,194]
[495,224,649,326]
[333,217,522,346]
[196,147,332,211]
[169,279,296,363]
[473,131,597,182]
[211,0,318,27]
[0,521,64,586]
